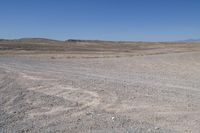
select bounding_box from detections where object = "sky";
[0,0,200,41]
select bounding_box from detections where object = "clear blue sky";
[0,0,200,41]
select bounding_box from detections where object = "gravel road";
[1,52,200,133]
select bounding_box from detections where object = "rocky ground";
[0,40,200,132]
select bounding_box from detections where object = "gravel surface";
[0,52,200,133]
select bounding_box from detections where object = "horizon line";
[1,37,200,43]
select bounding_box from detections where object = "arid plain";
[1,39,200,132]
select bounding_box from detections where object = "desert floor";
[1,41,200,132]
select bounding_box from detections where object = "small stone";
[155,127,159,130]
[86,112,92,115]
[112,117,115,121]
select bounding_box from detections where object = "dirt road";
[1,51,200,132]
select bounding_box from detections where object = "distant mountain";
[16,38,63,43]
[1,37,200,43]
[178,39,200,42]
[0,38,63,44]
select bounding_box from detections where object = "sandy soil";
[0,41,200,132]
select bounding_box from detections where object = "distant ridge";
[0,38,63,44]
[0,38,148,43]
[1,38,200,43]
[177,39,200,43]
[16,38,63,43]
[66,39,113,42]
[18,38,61,41]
